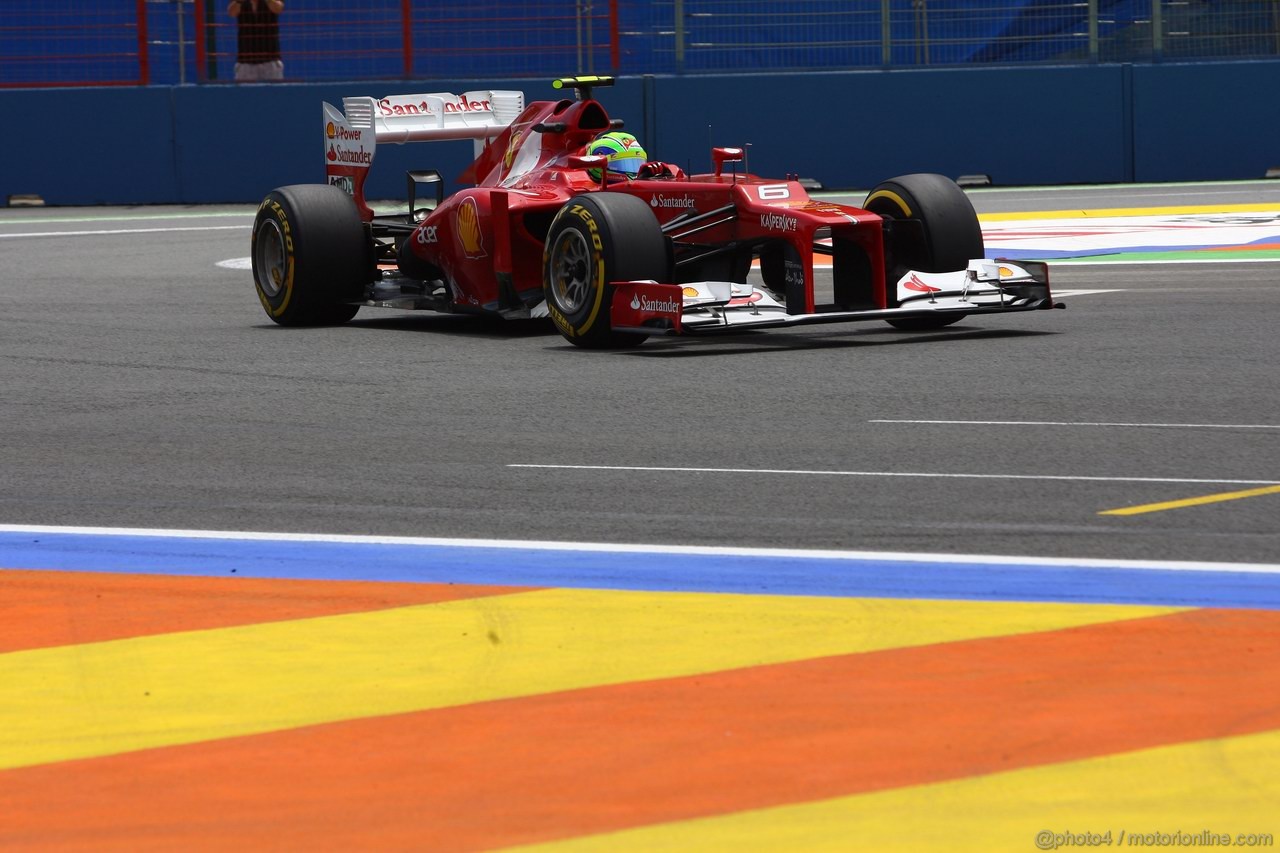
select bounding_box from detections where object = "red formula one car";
[251,76,1058,348]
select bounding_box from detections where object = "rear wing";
[323,90,525,219]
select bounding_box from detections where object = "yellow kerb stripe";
[515,728,1280,852]
[0,588,1173,770]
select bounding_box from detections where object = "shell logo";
[456,197,486,258]
[682,287,700,298]
[326,121,335,139]
[503,131,524,170]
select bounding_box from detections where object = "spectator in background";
[228,0,284,82]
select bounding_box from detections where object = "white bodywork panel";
[323,90,525,192]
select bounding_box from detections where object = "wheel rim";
[254,219,288,299]
[549,229,593,313]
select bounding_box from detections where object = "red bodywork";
[399,94,888,317]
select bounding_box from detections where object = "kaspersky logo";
[630,293,680,313]
[760,212,798,232]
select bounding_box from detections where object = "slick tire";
[542,193,670,349]
[252,184,370,326]
[864,173,983,331]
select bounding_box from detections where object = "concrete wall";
[4,62,1278,206]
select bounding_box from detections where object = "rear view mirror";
[712,147,744,178]
[406,169,444,221]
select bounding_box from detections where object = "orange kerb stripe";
[2,608,1278,850]
[0,569,532,652]
[1214,242,1280,251]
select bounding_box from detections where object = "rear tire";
[864,173,982,331]
[543,193,670,349]
[252,184,370,326]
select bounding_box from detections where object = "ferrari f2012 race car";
[251,76,1060,348]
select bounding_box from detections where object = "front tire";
[252,184,370,326]
[543,193,670,349]
[864,173,983,331]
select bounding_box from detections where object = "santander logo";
[649,195,696,210]
[378,95,493,117]
[630,293,680,313]
[327,144,372,165]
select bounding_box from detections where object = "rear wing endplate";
[323,90,524,219]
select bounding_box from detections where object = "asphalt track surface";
[1,182,1277,562]
[2,181,1279,850]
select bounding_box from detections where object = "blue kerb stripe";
[1,532,1277,609]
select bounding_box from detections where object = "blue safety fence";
[0,1,146,86]
[2,0,1279,87]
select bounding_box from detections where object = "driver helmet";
[588,131,647,180]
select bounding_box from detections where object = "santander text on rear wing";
[323,89,525,219]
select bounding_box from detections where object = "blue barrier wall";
[170,77,646,204]
[1130,60,1280,182]
[649,66,1132,187]
[3,87,179,205]
[3,62,1277,206]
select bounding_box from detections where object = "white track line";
[870,419,1280,430]
[1047,289,1123,296]
[1048,257,1280,266]
[1,523,1276,574]
[508,464,1279,486]
[0,226,246,239]
[0,212,251,224]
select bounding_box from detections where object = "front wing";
[610,260,1058,336]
